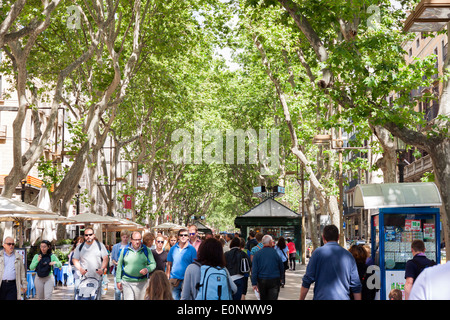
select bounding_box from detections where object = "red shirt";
[287,242,296,254]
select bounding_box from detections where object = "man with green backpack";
[116,231,156,300]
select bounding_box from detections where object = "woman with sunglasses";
[0,237,27,300]
[29,240,62,300]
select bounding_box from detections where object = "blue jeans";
[171,279,184,300]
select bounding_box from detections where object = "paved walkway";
[29,260,313,301]
[245,262,314,300]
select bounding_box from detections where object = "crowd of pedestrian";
[1,223,448,300]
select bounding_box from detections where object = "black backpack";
[36,254,52,278]
[225,248,250,276]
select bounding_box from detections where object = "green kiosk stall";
[234,197,302,262]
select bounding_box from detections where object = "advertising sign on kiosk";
[354,182,442,300]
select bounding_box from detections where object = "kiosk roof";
[354,182,442,209]
[240,198,299,218]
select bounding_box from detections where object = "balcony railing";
[404,154,433,181]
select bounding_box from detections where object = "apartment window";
[416,38,420,48]
[409,47,413,57]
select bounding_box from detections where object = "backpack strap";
[196,265,212,291]
[78,240,102,252]
[124,244,150,263]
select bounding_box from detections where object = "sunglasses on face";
[4,243,14,246]
[84,233,94,237]
[179,234,189,237]
[156,241,164,243]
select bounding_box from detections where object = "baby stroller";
[75,276,102,300]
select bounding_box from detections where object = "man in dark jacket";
[251,235,284,300]
[224,237,251,300]
[404,240,436,300]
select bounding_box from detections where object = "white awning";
[354,182,442,209]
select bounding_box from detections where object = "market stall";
[354,182,442,300]
[234,197,301,260]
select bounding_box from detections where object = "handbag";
[169,278,181,288]
[281,248,289,270]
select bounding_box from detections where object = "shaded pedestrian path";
[29,259,313,301]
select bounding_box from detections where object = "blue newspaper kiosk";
[354,182,442,300]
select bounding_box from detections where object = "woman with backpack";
[224,237,251,300]
[29,240,62,300]
[181,238,236,300]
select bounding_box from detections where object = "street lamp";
[394,137,407,183]
[76,184,81,215]
[313,133,370,242]
[404,0,450,32]
[21,179,26,202]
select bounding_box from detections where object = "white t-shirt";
[73,241,108,280]
[409,262,450,300]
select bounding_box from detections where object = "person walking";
[404,239,436,300]
[29,240,62,300]
[72,227,109,300]
[409,260,450,300]
[189,225,202,252]
[166,228,197,300]
[286,238,297,271]
[0,237,27,300]
[144,270,173,300]
[250,232,264,262]
[300,225,362,300]
[151,235,168,272]
[224,237,251,300]
[348,244,376,300]
[116,231,156,300]
[251,235,284,300]
[181,238,236,300]
[110,229,130,300]
[223,233,234,253]
[143,232,155,250]
[68,236,84,296]
[164,233,177,252]
[274,237,289,288]
[245,230,258,251]
[239,237,250,300]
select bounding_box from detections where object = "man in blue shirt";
[110,230,130,300]
[300,225,362,300]
[251,235,284,300]
[166,228,197,300]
